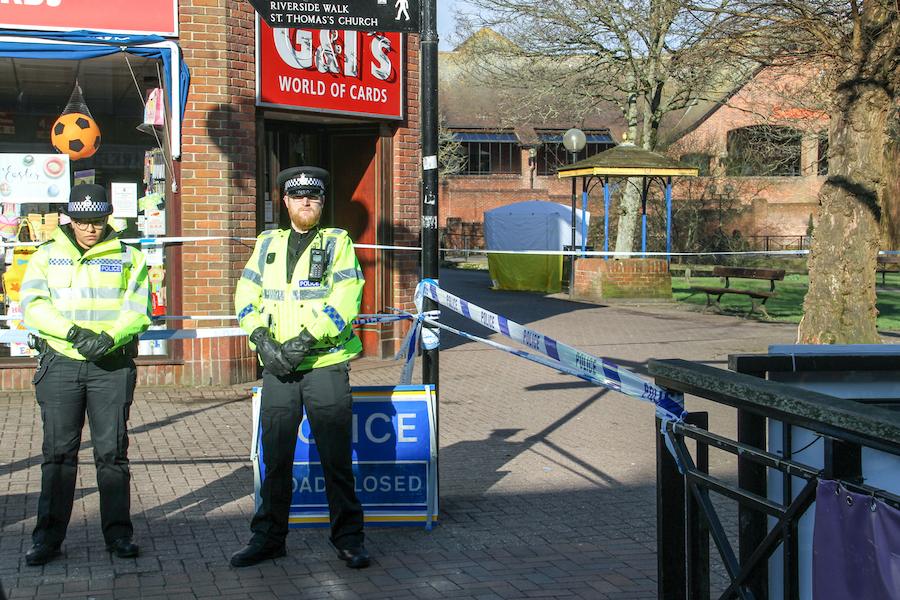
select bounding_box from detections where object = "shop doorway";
[329,130,383,358]
[261,120,383,358]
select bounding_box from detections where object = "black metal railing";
[744,236,812,253]
[649,356,900,600]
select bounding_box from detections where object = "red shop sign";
[0,0,178,36]
[256,20,403,120]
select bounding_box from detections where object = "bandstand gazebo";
[557,140,699,258]
[556,140,698,301]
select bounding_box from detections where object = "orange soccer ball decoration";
[51,113,101,160]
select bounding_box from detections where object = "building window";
[680,153,712,176]
[454,131,521,175]
[725,125,802,176]
[534,130,615,175]
[817,131,829,176]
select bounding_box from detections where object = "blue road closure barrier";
[251,385,438,529]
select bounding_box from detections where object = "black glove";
[250,327,293,377]
[67,324,95,347]
[76,331,114,362]
[280,329,317,368]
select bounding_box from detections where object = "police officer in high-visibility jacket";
[232,166,369,569]
[19,184,151,566]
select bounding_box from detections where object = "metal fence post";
[658,411,709,599]
[657,415,686,599]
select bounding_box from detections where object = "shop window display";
[0,53,170,359]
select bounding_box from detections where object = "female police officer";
[20,183,151,566]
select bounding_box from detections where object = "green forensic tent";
[484,201,589,292]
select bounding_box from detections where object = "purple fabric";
[813,479,900,600]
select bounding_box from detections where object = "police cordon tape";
[0,276,690,466]
[0,314,414,344]
[1,272,686,421]
[18,233,900,257]
[390,279,689,469]
[0,236,421,251]
[393,279,687,423]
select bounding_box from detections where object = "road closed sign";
[252,385,438,528]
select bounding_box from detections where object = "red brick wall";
[666,65,827,237]
[175,0,258,385]
[439,146,580,228]
[575,258,673,301]
[387,36,422,355]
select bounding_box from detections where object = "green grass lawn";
[673,273,900,331]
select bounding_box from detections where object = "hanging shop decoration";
[50,81,101,161]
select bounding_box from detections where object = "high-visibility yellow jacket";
[235,227,364,370]
[20,226,152,359]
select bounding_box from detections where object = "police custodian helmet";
[277,166,330,198]
[64,183,112,219]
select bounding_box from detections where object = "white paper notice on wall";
[111,182,138,219]
[142,242,165,267]
[146,210,166,236]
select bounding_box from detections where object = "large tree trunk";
[798,86,890,344]
[615,178,642,253]
[882,134,900,249]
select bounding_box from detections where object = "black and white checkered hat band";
[68,198,110,214]
[285,175,324,193]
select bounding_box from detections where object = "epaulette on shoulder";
[259,228,284,238]
[322,227,348,237]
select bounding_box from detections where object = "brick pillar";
[388,35,422,358]
[176,0,257,385]
[574,258,673,301]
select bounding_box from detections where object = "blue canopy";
[0,29,189,158]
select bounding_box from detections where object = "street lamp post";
[528,147,537,189]
[563,128,586,297]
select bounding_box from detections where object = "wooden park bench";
[690,266,786,319]
[876,255,900,286]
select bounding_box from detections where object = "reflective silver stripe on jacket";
[332,267,362,283]
[291,287,330,301]
[240,267,262,286]
[122,299,148,314]
[57,309,124,322]
[50,287,125,301]
[257,235,276,276]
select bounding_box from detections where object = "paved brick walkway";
[0,267,808,599]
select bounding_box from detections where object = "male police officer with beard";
[232,167,369,569]
[20,184,150,566]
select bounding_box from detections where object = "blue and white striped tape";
[0,280,688,422]
[0,313,413,344]
[396,279,686,422]
[2,278,687,461]
[6,231,865,257]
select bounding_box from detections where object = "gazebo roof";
[557,142,699,178]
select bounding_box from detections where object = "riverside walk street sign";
[249,0,419,33]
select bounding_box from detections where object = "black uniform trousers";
[253,361,364,550]
[31,352,137,548]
